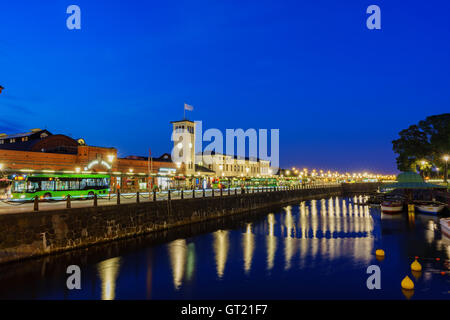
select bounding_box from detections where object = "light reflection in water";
[97,257,122,300]
[168,239,187,290]
[166,198,376,282]
[242,224,255,274]
[266,214,277,271]
[284,206,296,270]
[213,230,229,278]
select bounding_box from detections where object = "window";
[10,138,15,143]
[41,180,55,191]
[0,140,4,144]
[22,137,28,142]
[27,181,40,193]
[55,180,69,191]
[13,181,26,193]
[70,180,80,190]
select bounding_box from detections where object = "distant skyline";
[1,1,450,174]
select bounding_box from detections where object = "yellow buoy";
[411,259,422,272]
[402,288,414,300]
[401,276,414,290]
[375,249,385,257]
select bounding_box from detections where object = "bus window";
[27,181,40,193]
[41,180,55,191]
[13,181,26,193]
[55,180,69,191]
[69,180,80,190]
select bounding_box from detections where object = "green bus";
[10,173,110,201]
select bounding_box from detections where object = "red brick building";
[0,129,178,192]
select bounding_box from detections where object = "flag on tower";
[184,103,194,111]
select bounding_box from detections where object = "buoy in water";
[411,270,422,280]
[375,249,385,257]
[401,288,414,300]
[411,259,422,272]
[401,276,414,290]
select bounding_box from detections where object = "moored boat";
[415,201,446,215]
[380,200,404,213]
[440,218,450,238]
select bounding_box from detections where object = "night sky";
[1,1,449,173]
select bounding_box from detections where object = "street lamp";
[443,155,449,183]
[0,85,4,94]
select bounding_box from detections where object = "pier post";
[66,195,71,209]
[228,187,231,196]
[93,194,98,207]
[235,188,237,195]
[153,190,156,201]
[181,189,184,199]
[117,190,120,205]
[136,191,140,203]
[34,196,39,211]
[192,189,195,198]
[168,190,171,201]
[212,189,214,197]
[203,188,205,198]
[220,188,223,197]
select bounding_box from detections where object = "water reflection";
[266,214,277,271]
[213,230,229,278]
[157,197,445,297]
[97,257,122,300]
[242,224,255,274]
[168,239,187,290]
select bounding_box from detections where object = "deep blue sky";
[1,1,449,173]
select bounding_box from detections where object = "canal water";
[0,196,448,300]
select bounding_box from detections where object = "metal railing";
[0,182,342,212]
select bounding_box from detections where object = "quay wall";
[0,183,380,264]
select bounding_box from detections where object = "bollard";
[192,189,195,199]
[228,187,231,196]
[181,189,184,199]
[235,188,237,195]
[66,195,71,209]
[93,194,98,207]
[34,196,39,211]
[220,188,223,197]
[212,189,214,197]
[153,190,156,201]
[242,187,245,194]
[203,188,206,198]
[137,191,140,203]
[168,190,171,201]
[117,190,121,204]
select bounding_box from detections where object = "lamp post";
[444,155,449,183]
[0,85,4,95]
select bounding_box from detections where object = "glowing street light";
[107,155,115,163]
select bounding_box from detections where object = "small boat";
[380,200,404,213]
[415,201,446,215]
[440,218,450,238]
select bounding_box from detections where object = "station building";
[0,120,273,193]
[0,129,177,192]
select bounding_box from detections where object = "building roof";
[0,129,51,140]
[170,119,195,124]
[382,171,444,189]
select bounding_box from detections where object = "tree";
[392,113,450,174]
